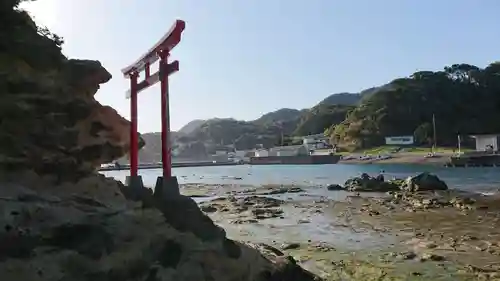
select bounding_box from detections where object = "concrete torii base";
[125,175,145,200]
[154,176,180,200]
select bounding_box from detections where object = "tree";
[1,0,66,73]
[413,123,432,145]
[293,104,352,136]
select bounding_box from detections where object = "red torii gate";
[122,19,186,196]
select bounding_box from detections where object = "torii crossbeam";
[122,19,186,197]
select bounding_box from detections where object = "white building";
[214,150,228,156]
[231,150,255,162]
[471,134,500,152]
[302,134,330,150]
[234,150,246,158]
[254,149,269,157]
[385,136,414,145]
[268,145,308,157]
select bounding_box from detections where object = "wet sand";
[181,183,500,280]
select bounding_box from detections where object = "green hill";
[330,63,500,149]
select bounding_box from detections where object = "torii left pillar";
[122,20,186,199]
[126,70,143,197]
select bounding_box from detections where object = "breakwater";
[446,154,500,167]
[98,161,239,171]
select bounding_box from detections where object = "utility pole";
[432,113,437,153]
[457,134,461,155]
[278,121,284,146]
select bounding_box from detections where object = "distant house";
[234,150,246,158]
[255,149,269,157]
[470,134,500,152]
[230,150,255,162]
[302,134,330,150]
[268,145,308,157]
[214,150,228,156]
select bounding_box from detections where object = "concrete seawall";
[98,161,240,171]
[250,154,341,165]
[447,154,500,167]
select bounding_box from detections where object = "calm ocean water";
[101,164,500,194]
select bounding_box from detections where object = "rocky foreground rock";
[0,172,320,281]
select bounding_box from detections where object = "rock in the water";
[344,172,448,193]
[281,243,301,250]
[402,172,448,192]
[326,184,343,191]
[0,176,321,281]
[343,173,399,192]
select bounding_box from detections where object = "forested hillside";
[173,93,361,152]
[329,63,500,148]
[293,105,353,136]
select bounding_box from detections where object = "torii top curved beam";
[121,19,186,77]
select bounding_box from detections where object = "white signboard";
[385,136,414,145]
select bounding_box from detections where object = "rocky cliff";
[0,2,321,281]
[0,2,143,179]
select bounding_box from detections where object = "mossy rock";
[402,172,448,192]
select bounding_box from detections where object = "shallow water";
[102,163,500,194]
[209,200,397,251]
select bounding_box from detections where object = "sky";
[21,0,500,133]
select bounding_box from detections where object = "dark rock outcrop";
[343,173,400,192]
[339,172,448,193]
[401,172,448,192]
[0,3,143,179]
[326,184,343,191]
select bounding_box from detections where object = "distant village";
[175,132,500,163]
[109,132,500,168]
[195,133,334,164]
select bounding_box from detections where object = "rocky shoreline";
[193,173,500,280]
[0,172,322,281]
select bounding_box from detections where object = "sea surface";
[101,163,500,194]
